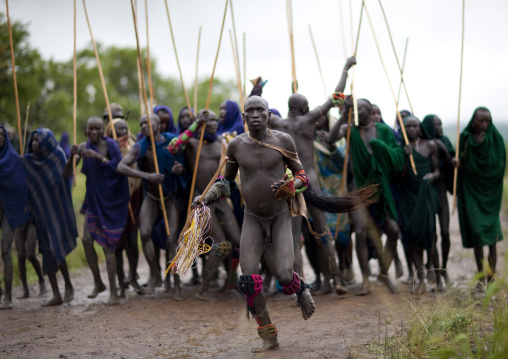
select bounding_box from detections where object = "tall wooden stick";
[452,0,466,215]
[193,27,202,116]
[286,0,297,93]
[349,0,354,53]
[130,0,170,235]
[229,0,241,89]
[229,30,244,112]
[397,38,409,105]
[186,0,229,217]
[351,2,364,127]
[82,0,117,139]
[243,32,246,101]
[337,0,348,61]
[363,1,416,175]
[163,0,194,117]
[377,0,414,116]
[308,25,327,99]
[145,0,155,111]
[6,0,22,155]
[73,0,77,186]
[22,101,30,151]
[334,108,353,240]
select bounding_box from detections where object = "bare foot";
[108,295,120,306]
[0,299,13,310]
[194,291,217,302]
[42,296,63,307]
[344,267,355,284]
[410,281,426,295]
[377,274,399,294]
[441,270,450,285]
[88,282,107,298]
[39,281,47,296]
[356,278,370,296]
[18,288,29,299]
[118,288,126,298]
[313,281,332,296]
[427,269,436,284]
[173,291,184,302]
[143,278,156,295]
[131,280,143,295]
[251,339,279,353]
[63,287,74,303]
[334,283,348,295]
[296,282,315,320]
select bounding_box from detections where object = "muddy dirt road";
[1,205,506,359]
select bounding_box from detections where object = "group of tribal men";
[0,56,504,353]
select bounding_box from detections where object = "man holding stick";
[193,96,377,352]
[117,113,186,300]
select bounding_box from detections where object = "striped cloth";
[22,129,77,274]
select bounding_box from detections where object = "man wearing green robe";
[399,116,441,294]
[457,107,505,283]
[328,98,404,295]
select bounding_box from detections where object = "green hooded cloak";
[350,122,404,221]
[398,117,440,251]
[457,107,505,248]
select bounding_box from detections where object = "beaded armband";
[331,92,346,107]
[294,169,309,193]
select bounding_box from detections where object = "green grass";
[2,162,106,288]
[363,253,508,359]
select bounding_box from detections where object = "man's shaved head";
[288,93,309,114]
[244,96,269,111]
[140,113,160,126]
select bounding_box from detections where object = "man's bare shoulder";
[270,130,297,149]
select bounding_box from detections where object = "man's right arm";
[328,123,348,143]
[63,143,84,179]
[116,145,163,183]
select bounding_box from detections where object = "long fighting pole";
[72,0,77,186]
[229,31,244,112]
[363,1,416,175]
[452,0,466,215]
[145,0,155,110]
[23,102,30,151]
[308,25,328,99]
[186,0,229,217]
[397,38,409,105]
[337,0,348,61]
[350,2,364,126]
[193,27,202,115]
[163,0,194,117]
[229,0,241,90]
[334,5,363,239]
[243,32,246,101]
[82,0,116,140]
[286,0,297,93]
[130,0,170,235]
[377,0,414,116]
[6,0,22,155]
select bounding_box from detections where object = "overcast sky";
[3,0,508,127]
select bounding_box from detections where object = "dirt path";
[1,199,506,359]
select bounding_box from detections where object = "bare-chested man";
[70,116,130,305]
[194,96,376,352]
[268,56,356,295]
[169,110,241,300]
[329,98,404,295]
[117,114,185,300]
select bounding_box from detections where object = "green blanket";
[398,149,440,251]
[457,108,506,248]
[350,122,404,221]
